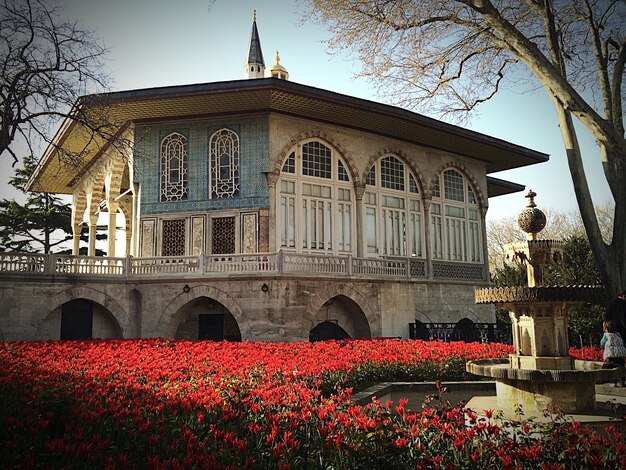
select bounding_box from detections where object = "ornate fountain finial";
[518,189,546,241]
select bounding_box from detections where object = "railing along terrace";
[0,251,485,282]
[54,255,125,275]
[132,256,199,275]
[204,253,277,273]
[0,252,47,273]
[282,252,349,275]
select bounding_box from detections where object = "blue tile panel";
[135,116,270,215]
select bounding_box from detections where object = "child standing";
[601,320,626,369]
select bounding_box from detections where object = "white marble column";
[355,185,365,258]
[266,172,279,252]
[88,222,97,256]
[125,235,132,258]
[107,204,119,257]
[72,227,81,256]
[423,198,432,280]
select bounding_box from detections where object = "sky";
[0,0,613,227]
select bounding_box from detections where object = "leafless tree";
[486,201,614,272]
[0,0,115,167]
[307,0,626,299]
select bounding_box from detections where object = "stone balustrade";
[0,251,485,282]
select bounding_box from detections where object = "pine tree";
[0,155,73,253]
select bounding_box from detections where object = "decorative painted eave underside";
[29,78,549,194]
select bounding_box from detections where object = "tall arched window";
[364,156,423,257]
[431,169,481,262]
[209,128,240,198]
[160,132,188,202]
[278,140,354,254]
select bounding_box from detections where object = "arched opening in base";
[452,318,481,343]
[37,298,123,340]
[174,297,242,341]
[309,295,371,341]
[309,321,350,342]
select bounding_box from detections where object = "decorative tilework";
[135,116,270,215]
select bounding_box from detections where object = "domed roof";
[269,51,289,79]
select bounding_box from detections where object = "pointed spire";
[245,10,265,78]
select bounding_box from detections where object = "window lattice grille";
[337,160,349,181]
[282,152,295,173]
[409,174,419,193]
[432,179,441,198]
[302,141,332,179]
[160,132,188,202]
[210,129,240,198]
[380,156,405,191]
[212,217,235,254]
[162,219,186,256]
[366,166,376,186]
[443,170,464,202]
[468,185,477,204]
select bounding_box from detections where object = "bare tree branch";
[0,0,110,166]
[306,0,626,297]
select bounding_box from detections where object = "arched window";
[431,169,481,262]
[364,156,422,257]
[160,132,188,202]
[209,128,240,198]
[278,140,354,254]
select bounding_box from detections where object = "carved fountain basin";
[467,285,625,415]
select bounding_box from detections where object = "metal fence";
[409,321,513,344]
[408,321,602,347]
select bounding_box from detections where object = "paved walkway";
[596,383,626,412]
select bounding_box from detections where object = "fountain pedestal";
[466,191,624,423]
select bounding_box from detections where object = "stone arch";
[303,284,380,337]
[429,162,487,210]
[72,189,88,227]
[363,148,427,195]
[118,201,131,225]
[87,169,107,221]
[158,285,252,340]
[105,154,128,204]
[34,286,131,338]
[273,129,360,186]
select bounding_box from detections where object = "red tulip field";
[0,339,623,468]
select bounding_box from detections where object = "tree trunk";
[552,99,625,302]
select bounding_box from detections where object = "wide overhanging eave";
[487,176,526,198]
[30,79,549,194]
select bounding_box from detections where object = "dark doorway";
[309,321,351,342]
[452,318,481,343]
[199,314,225,341]
[60,299,93,340]
[175,297,242,341]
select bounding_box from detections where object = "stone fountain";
[466,191,624,421]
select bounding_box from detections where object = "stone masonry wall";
[0,274,494,342]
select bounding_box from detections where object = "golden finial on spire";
[253,10,257,22]
[275,50,280,65]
